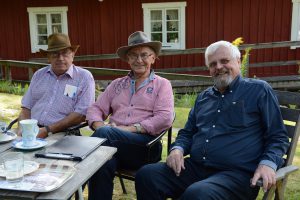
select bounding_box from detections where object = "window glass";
[37,14,47,24]
[51,14,61,23]
[38,36,48,45]
[151,10,162,20]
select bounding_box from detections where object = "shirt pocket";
[58,95,76,115]
[224,100,245,127]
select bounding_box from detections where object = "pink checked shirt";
[22,65,95,126]
[87,71,174,136]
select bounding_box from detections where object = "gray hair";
[205,41,241,66]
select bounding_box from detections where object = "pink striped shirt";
[87,72,174,135]
[22,65,95,126]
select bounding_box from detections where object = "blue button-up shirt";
[173,76,289,173]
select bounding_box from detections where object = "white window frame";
[291,0,300,49]
[142,2,187,50]
[27,7,68,53]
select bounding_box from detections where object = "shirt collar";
[128,69,156,81]
[47,64,74,78]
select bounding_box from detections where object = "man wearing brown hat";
[86,31,174,200]
[18,33,95,138]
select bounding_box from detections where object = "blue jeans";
[135,158,259,200]
[88,126,160,200]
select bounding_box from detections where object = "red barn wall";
[0,0,299,80]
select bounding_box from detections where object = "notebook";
[35,136,106,161]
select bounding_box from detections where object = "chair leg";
[74,186,84,200]
[118,176,127,194]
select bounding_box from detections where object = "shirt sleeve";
[172,95,200,154]
[73,70,95,116]
[258,84,289,169]
[86,80,115,126]
[21,70,39,109]
[140,78,174,135]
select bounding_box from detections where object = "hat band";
[130,39,150,46]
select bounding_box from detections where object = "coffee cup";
[20,119,39,147]
[2,152,24,183]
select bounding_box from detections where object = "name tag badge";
[64,84,78,98]
[146,87,153,94]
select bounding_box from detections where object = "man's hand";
[166,149,185,176]
[251,164,276,192]
[37,127,48,138]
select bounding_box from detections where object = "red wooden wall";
[0,0,299,80]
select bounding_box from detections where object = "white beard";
[213,74,233,90]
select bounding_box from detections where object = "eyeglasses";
[127,53,153,61]
[49,50,72,58]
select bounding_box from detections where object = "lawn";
[0,92,299,200]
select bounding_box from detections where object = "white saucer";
[0,161,39,177]
[12,139,47,150]
[0,131,17,144]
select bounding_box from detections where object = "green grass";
[1,92,299,200]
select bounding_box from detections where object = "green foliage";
[174,93,197,108]
[241,47,252,77]
[0,81,28,95]
[174,107,190,128]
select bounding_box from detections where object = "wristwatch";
[45,126,53,136]
[133,123,142,133]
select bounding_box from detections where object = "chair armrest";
[66,121,88,131]
[6,118,18,131]
[275,165,299,180]
[254,165,299,187]
[146,128,169,148]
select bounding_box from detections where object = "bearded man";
[135,40,289,200]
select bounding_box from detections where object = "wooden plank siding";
[0,0,299,81]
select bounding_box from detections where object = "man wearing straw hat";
[86,31,174,200]
[18,33,95,138]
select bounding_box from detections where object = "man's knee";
[181,182,216,200]
[92,126,112,138]
[136,164,155,184]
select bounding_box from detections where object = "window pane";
[38,36,48,45]
[151,10,162,20]
[151,22,162,32]
[37,25,47,34]
[167,21,178,31]
[167,33,179,43]
[52,25,62,33]
[51,14,61,23]
[151,33,162,42]
[166,10,178,20]
[37,14,47,24]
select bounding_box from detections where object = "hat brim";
[39,45,80,56]
[116,41,162,61]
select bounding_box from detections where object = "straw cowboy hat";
[116,31,162,61]
[39,33,79,56]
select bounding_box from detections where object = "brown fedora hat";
[39,33,79,56]
[116,31,162,61]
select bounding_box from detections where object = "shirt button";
[230,90,233,93]
[206,139,209,142]
[203,157,206,160]
[222,95,224,98]
[212,125,215,128]
[131,104,133,106]
[217,110,220,112]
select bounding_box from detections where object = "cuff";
[170,146,184,154]
[259,160,277,171]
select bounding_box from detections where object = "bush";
[0,81,28,95]
[174,92,197,108]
